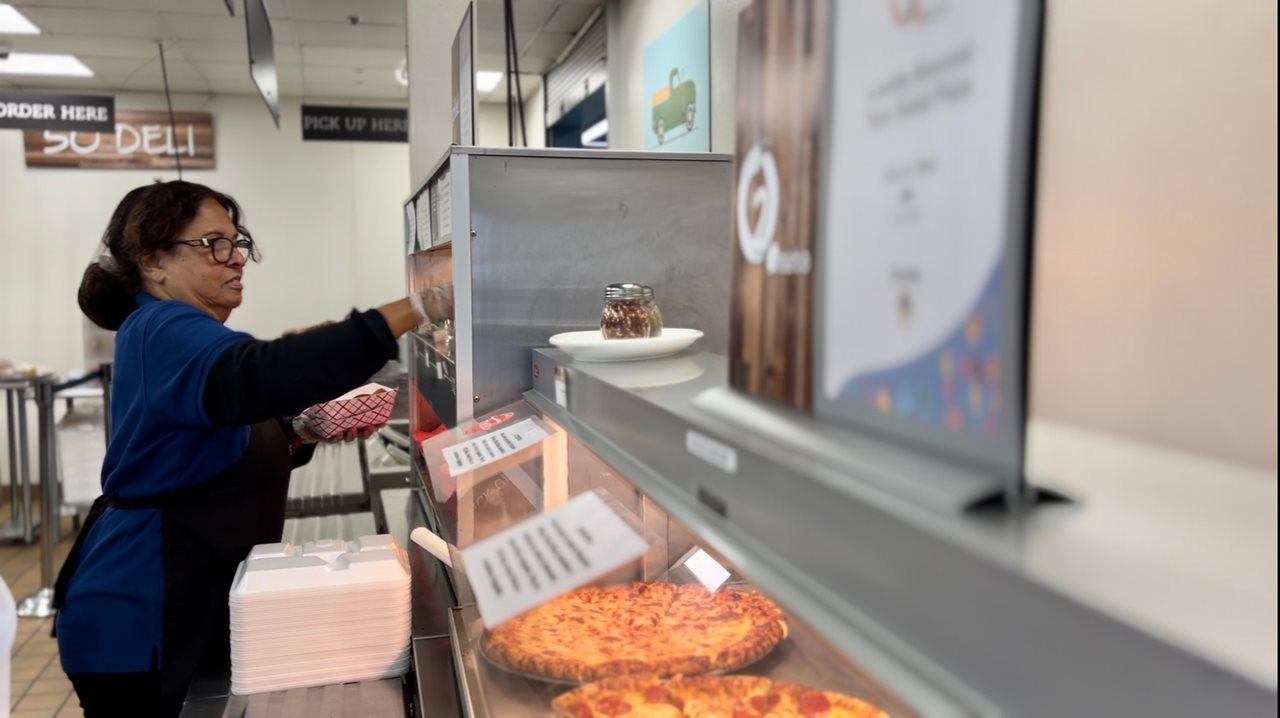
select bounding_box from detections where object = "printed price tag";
[685,430,738,474]
[462,491,651,627]
[554,366,568,408]
[443,418,549,477]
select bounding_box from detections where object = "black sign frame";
[0,92,115,132]
[301,105,408,142]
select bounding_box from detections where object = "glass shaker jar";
[600,283,664,339]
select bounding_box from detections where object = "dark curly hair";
[78,181,253,330]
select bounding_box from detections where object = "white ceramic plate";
[548,328,704,363]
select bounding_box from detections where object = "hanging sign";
[0,92,114,132]
[22,111,214,169]
[301,105,408,142]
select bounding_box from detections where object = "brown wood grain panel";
[729,0,829,409]
[22,110,215,169]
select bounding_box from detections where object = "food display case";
[415,399,932,718]
[399,346,1276,718]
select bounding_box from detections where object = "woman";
[54,181,449,716]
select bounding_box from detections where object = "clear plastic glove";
[409,284,455,332]
[337,424,382,443]
[290,414,326,444]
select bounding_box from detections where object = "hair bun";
[78,263,137,331]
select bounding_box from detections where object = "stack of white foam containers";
[228,535,412,695]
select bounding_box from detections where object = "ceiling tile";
[120,75,210,93]
[16,6,163,37]
[475,0,558,31]
[10,0,152,11]
[301,64,400,87]
[261,18,300,44]
[292,19,403,48]
[187,59,246,80]
[521,30,572,60]
[159,12,244,41]
[3,75,108,92]
[205,76,248,93]
[544,2,596,33]
[147,0,234,16]
[176,39,300,64]
[6,34,163,60]
[262,0,289,19]
[509,2,556,31]
[79,56,157,79]
[280,0,404,25]
[297,46,403,70]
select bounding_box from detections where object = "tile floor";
[3,502,81,718]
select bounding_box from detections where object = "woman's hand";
[291,414,381,442]
[290,415,382,444]
[336,424,381,443]
[378,284,456,338]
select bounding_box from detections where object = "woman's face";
[142,197,247,323]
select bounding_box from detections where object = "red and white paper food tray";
[300,383,397,440]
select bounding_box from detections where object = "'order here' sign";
[0,92,114,132]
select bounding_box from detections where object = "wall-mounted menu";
[404,202,417,255]
[415,194,433,251]
[431,168,454,246]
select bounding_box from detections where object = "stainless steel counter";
[526,348,1277,717]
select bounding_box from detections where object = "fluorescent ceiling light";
[0,53,93,77]
[581,118,608,147]
[476,71,502,92]
[0,4,40,34]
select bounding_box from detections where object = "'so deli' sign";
[23,111,214,169]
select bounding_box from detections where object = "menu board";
[404,202,417,254]
[814,0,1041,477]
[415,193,433,251]
[432,168,454,245]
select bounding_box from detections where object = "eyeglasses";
[169,236,259,264]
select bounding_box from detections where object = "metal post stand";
[1,378,38,544]
[17,375,59,618]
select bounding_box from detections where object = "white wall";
[407,0,470,187]
[475,95,548,149]
[1029,0,1278,470]
[0,93,409,378]
[605,0,747,153]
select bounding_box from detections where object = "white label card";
[443,418,549,477]
[685,430,738,474]
[554,366,568,408]
[462,491,651,627]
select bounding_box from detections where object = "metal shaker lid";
[604,283,655,301]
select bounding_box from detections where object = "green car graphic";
[651,68,696,145]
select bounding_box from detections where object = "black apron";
[54,419,294,696]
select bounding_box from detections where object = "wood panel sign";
[728,0,830,409]
[22,111,214,169]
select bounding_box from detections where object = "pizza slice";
[759,680,889,718]
[551,675,685,717]
[665,675,773,718]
